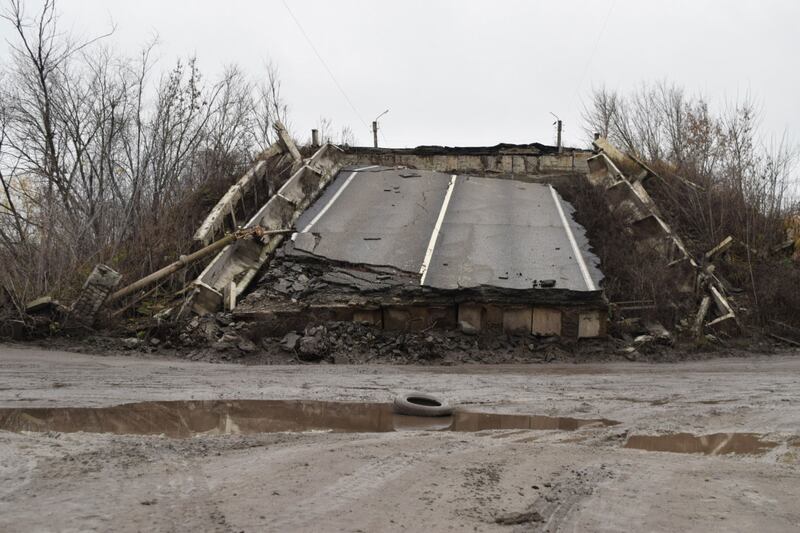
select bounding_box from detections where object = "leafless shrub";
[558,178,683,325]
[312,116,356,146]
[0,0,288,303]
[583,82,799,325]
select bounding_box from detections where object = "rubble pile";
[9,137,799,362]
[162,311,692,365]
[236,247,421,312]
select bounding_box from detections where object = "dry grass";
[557,178,688,326]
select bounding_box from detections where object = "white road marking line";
[291,165,378,241]
[419,174,457,286]
[549,184,596,291]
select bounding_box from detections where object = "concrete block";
[500,156,514,174]
[532,308,562,336]
[275,121,302,163]
[279,166,322,208]
[512,156,525,174]
[457,155,481,173]
[223,282,236,311]
[427,305,457,329]
[630,213,665,238]
[572,153,591,173]
[353,308,382,327]
[192,282,223,316]
[458,303,484,332]
[255,194,295,230]
[382,306,428,331]
[578,311,603,338]
[523,156,539,174]
[587,155,614,187]
[383,305,456,331]
[485,305,504,330]
[70,264,122,324]
[592,137,628,167]
[502,306,532,334]
[398,155,420,169]
[631,180,656,208]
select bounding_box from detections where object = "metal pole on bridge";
[373,110,389,148]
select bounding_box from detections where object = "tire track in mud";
[0,433,239,533]
[493,466,613,532]
[265,453,415,531]
[147,456,237,533]
[264,430,553,531]
[0,440,37,501]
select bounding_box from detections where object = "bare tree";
[0,0,290,301]
[581,85,618,140]
[253,62,288,151]
[582,82,799,322]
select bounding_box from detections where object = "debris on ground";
[5,138,799,364]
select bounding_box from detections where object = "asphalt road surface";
[293,166,602,291]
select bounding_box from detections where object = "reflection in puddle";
[625,432,778,456]
[0,400,619,438]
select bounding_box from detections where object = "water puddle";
[0,400,618,438]
[625,432,778,456]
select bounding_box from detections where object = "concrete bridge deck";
[293,166,602,292]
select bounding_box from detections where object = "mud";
[625,432,778,456]
[0,399,619,438]
[1,346,800,532]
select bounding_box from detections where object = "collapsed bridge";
[186,133,608,338]
[29,122,747,346]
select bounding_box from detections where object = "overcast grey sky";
[2,0,798,149]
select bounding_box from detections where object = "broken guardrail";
[107,227,294,305]
[589,137,739,337]
[186,142,343,315]
[193,122,302,246]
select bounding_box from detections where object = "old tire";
[393,392,453,417]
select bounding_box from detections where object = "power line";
[280,0,370,132]
[572,0,616,105]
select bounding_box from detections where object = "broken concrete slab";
[586,149,698,294]
[292,167,603,292]
[280,331,301,351]
[189,140,611,340]
[189,144,343,315]
[25,296,59,314]
[274,121,303,165]
[69,265,122,325]
[193,159,269,246]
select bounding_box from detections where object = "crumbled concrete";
[122,337,141,349]
[298,325,328,361]
[69,264,122,325]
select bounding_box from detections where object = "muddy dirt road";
[0,345,798,532]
